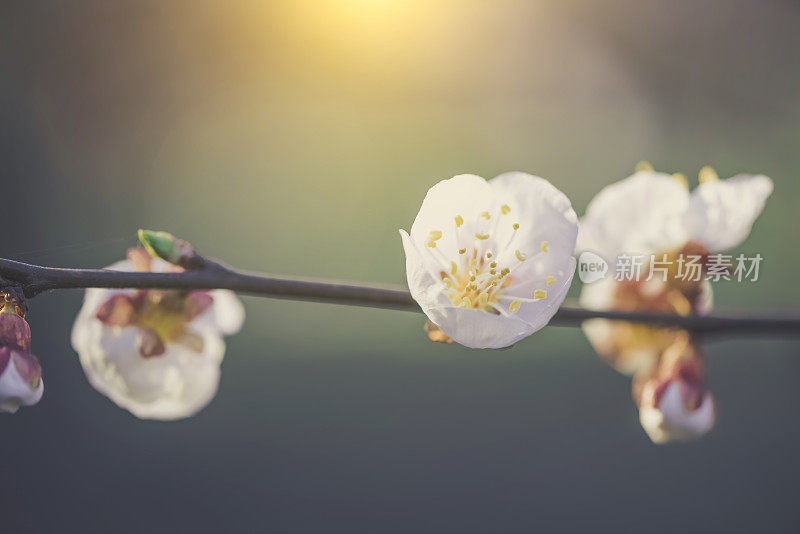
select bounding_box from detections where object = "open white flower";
[71,249,245,420]
[400,173,578,349]
[578,165,773,262]
[0,307,43,414]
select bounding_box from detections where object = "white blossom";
[71,250,244,420]
[400,173,578,349]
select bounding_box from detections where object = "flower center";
[426,203,554,315]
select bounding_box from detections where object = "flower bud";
[637,338,715,443]
[138,229,204,270]
[0,302,43,413]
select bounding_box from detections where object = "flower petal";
[409,174,495,259]
[578,171,690,261]
[0,348,44,413]
[73,316,224,420]
[639,381,715,443]
[489,172,578,288]
[400,229,452,312]
[208,290,246,335]
[425,306,535,349]
[686,174,773,252]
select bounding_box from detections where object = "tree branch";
[0,256,798,339]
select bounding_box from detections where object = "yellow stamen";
[428,230,442,241]
[546,276,555,286]
[672,173,688,188]
[426,241,436,248]
[450,261,458,275]
[541,241,549,253]
[480,211,491,220]
[478,293,489,306]
[501,204,511,215]
[636,160,654,172]
[509,300,522,313]
[515,250,526,261]
[475,233,490,240]
[458,248,466,254]
[455,215,464,227]
[512,223,519,231]
[698,165,719,184]
[533,289,547,300]
[489,269,496,275]
[490,262,497,268]
[486,252,493,259]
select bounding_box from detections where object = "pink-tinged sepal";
[0,312,32,352]
[137,329,166,358]
[95,294,139,327]
[183,292,214,322]
[127,247,154,272]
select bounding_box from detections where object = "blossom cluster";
[1,164,774,445]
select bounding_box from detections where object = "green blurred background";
[2,1,799,532]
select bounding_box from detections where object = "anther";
[509,300,522,314]
[512,223,519,231]
[515,250,526,261]
[475,233,490,240]
[455,215,464,227]
[501,204,511,215]
[428,230,443,241]
[541,241,549,253]
[427,241,436,248]
[450,261,458,275]
[546,276,555,286]
[672,173,688,188]
[458,248,466,254]
[480,211,491,220]
[699,165,719,184]
[533,289,547,300]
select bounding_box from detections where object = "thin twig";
[0,257,798,339]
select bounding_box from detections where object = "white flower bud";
[637,339,715,443]
[0,306,43,414]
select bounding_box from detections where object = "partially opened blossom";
[71,248,244,420]
[636,335,715,443]
[0,298,43,413]
[401,173,578,349]
[579,165,772,374]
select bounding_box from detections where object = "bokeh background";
[2,1,800,532]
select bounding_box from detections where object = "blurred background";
[2,0,799,532]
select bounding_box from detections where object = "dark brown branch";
[0,257,798,339]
